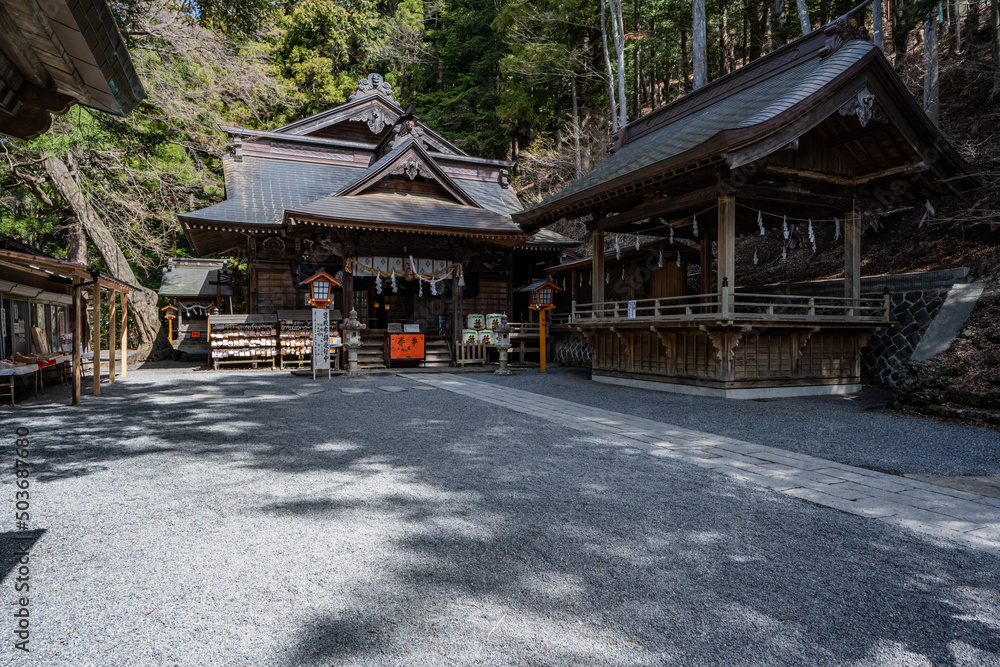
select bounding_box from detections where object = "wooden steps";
[423,337,452,368]
[356,332,453,368]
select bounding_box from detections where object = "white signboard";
[312,308,331,379]
[627,300,637,319]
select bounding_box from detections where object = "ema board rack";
[276,310,344,371]
[208,314,278,370]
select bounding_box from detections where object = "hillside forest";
[1,0,998,352]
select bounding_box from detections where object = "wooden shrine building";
[180,74,576,366]
[515,2,981,398]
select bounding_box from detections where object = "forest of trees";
[1,0,998,349]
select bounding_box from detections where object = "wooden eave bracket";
[613,329,634,360]
[652,326,675,359]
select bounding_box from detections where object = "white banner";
[627,300,636,319]
[312,308,331,377]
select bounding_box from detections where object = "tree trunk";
[571,75,582,178]
[681,29,689,92]
[772,0,786,47]
[874,0,886,50]
[966,0,981,45]
[749,0,769,60]
[924,11,940,125]
[991,0,1000,98]
[611,0,628,128]
[796,0,811,34]
[66,220,88,265]
[600,0,619,132]
[694,0,708,89]
[43,156,163,355]
[953,0,963,53]
[891,0,911,65]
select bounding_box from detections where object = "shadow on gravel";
[24,371,1000,665]
[0,529,45,583]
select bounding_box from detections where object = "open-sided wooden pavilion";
[515,2,981,398]
[180,74,576,367]
[0,236,136,405]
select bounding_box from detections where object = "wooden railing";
[572,292,891,325]
[509,322,538,337]
[454,341,487,366]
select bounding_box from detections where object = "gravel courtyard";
[3,367,1000,665]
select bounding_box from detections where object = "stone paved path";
[401,374,1000,552]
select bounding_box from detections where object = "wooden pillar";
[109,289,117,383]
[717,195,736,316]
[342,241,355,319]
[844,209,861,305]
[591,228,605,306]
[120,291,127,378]
[92,285,101,395]
[452,268,462,344]
[73,285,82,406]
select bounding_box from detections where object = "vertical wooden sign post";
[312,308,331,380]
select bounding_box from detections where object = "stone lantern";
[492,314,513,375]
[340,308,366,375]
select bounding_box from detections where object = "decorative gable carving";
[391,157,427,180]
[838,88,886,128]
[349,103,388,134]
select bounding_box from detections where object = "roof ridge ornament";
[349,73,394,102]
[391,118,425,149]
[818,4,871,57]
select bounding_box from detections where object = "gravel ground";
[2,367,1000,665]
[477,367,1000,477]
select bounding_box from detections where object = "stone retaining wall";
[860,289,950,386]
[552,331,592,368]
